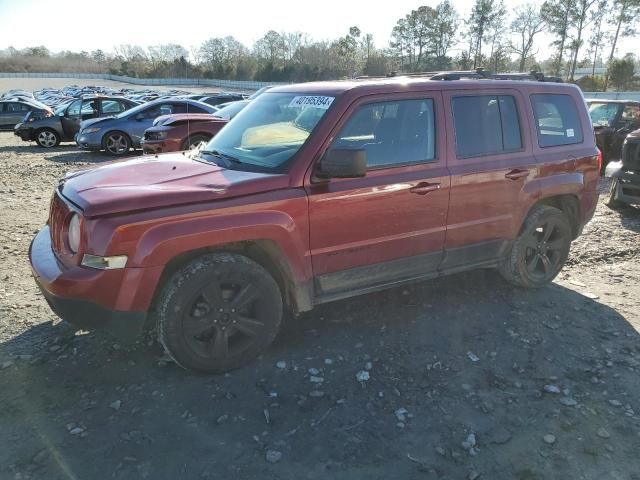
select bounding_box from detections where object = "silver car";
[0,99,50,131]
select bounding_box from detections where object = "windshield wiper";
[199,149,244,167]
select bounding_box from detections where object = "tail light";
[596,149,602,172]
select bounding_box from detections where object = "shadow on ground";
[2,270,639,480]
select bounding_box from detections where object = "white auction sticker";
[289,96,335,109]
[566,128,575,137]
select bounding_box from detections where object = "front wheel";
[156,253,283,373]
[35,129,60,148]
[103,131,131,156]
[499,205,572,288]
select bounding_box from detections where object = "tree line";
[0,0,638,91]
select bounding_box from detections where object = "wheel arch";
[525,194,580,239]
[151,239,313,316]
[101,129,132,150]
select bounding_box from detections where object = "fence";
[1,72,639,99]
[582,91,640,101]
[0,72,284,91]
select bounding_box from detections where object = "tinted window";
[452,95,522,158]
[5,102,29,113]
[0,103,4,113]
[531,94,583,147]
[332,98,436,168]
[173,103,208,114]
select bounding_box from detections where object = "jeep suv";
[29,73,600,373]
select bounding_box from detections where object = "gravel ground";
[1,130,640,480]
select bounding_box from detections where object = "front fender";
[132,210,310,282]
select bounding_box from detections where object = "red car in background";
[141,113,228,154]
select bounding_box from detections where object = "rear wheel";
[605,178,625,210]
[182,134,211,151]
[156,253,283,373]
[103,131,131,156]
[35,128,60,148]
[499,205,572,288]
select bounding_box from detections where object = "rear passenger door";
[306,93,450,301]
[441,89,535,271]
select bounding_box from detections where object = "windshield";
[213,101,248,120]
[203,92,335,169]
[588,102,620,127]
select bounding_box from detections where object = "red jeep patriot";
[29,72,600,372]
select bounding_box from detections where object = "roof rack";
[355,68,563,83]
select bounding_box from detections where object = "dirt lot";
[1,130,640,480]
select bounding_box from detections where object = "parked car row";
[3,84,262,155]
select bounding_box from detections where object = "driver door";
[306,93,450,302]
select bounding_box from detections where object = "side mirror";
[317,148,366,179]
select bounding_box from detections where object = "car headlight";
[83,127,101,134]
[68,214,81,253]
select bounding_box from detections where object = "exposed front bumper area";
[14,124,34,141]
[29,226,147,338]
[75,133,102,150]
[611,170,640,205]
[141,139,166,155]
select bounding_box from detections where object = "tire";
[605,178,625,210]
[182,134,211,151]
[103,131,131,156]
[35,128,60,148]
[156,253,283,373]
[499,205,572,288]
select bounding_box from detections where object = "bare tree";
[541,0,576,76]
[510,4,546,71]
[604,0,640,89]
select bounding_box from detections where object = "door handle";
[409,182,441,195]
[505,169,530,180]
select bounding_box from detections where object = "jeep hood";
[60,153,288,217]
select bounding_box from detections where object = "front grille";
[48,191,71,255]
[144,131,160,141]
[622,141,640,170]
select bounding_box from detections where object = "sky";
[0,0,637,61]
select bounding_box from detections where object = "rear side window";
[452,95,522,158]
[332,98,436,168]
[531,94,583,147]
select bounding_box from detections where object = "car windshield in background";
[589,102,620,127]
[204,93,335,169]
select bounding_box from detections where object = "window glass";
[6,102,29,112]
[81,100,98,116]
[452,95,522,158]
[332,98,436,168]
[531,94,583,147]
[101,100,125,114]
[588,102,620,127]
[0,103,4,113]
[139,103,173,119]
[67,100,81,116]
[172,103,207,114]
